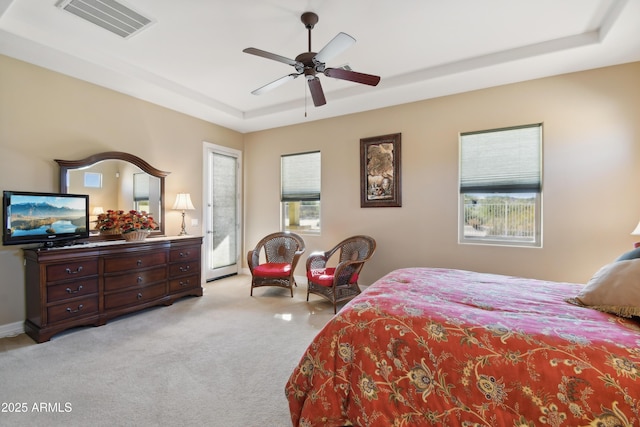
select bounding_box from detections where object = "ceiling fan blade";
[307,77,326,107]
[251,74,300,95]
[314,32,356,64]
[242,47,299,66]
[324,68,381,86]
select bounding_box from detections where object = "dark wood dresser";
[23,236,203,343]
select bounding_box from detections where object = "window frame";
[458,124,543,247]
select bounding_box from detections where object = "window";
[133,172,150,212]
[459,124,542,247]
[83,172,102,188]
[281,151,321,234]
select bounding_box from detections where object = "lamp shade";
[631,220,640,236]
[92,206,104,215]
[172,193,195,211]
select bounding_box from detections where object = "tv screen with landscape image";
[2,190,90,246]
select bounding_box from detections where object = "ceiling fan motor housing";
[295,52,324,76]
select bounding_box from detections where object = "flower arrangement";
[94,209,158,234]
[95,209,124,232]
[119,210,158,234]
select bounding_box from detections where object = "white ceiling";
[1,0,639,133]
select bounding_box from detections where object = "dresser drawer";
[47,278,98,303]
[104,266,167,291]
[46,260,98,282]
[168,274,200,293]
[103,251,167,273]
[169,261,199,277]
[170,246,200,262]
[47,296,99,324]
[104,283,166,310]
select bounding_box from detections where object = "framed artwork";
[360,133,402,207]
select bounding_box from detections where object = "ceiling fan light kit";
[243,11,380,107]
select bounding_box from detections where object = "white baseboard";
[0,321,24,339]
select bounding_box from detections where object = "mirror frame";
[56,151,170,240]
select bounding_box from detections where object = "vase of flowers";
[119,210,158,242]
[95,209,124,235]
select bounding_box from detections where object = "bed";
[285,267,640,426]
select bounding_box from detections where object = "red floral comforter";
[285,268,640,426]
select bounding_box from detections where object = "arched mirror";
[56,152,170,239]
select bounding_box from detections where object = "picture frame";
[360,133,402,207]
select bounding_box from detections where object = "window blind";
[460,124,541,193]
[133,173,149,201]
[281,151,321,201]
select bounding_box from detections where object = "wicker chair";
[248,232,305,297]
[306,235,376,313]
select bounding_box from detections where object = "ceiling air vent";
[55,0,153,38]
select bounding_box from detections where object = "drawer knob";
[179,280,190,287]
[179,251,189,258]
[66,304,84,314]
[136,259,143,266]
[65,266,84,275]
[137,293,143,300]
[179,265,190,272]
[136,276,143,284]
[65,285,84,294]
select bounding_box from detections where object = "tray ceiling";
[1,0,639,133]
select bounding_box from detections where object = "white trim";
[0,321,24,339]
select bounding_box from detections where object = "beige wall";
[244,62,640,287]
[0,55,243,330]
[2,53,639,334]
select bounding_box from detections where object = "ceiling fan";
[242,12,381,107]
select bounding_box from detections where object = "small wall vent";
[55,0,153,38]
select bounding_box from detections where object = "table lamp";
[172,193,195,236]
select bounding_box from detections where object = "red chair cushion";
[254,263,291,278]
[308,268,359,287]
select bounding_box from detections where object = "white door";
[203,142,241,281]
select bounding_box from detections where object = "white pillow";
[572,259,640,318]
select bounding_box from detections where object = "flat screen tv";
[2,190,90,247]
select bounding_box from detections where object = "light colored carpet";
[0,275,336,427]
